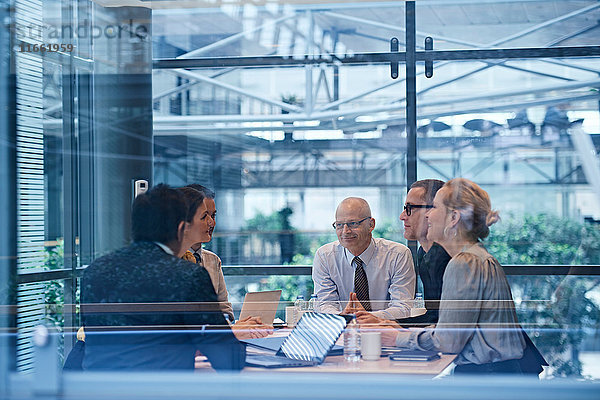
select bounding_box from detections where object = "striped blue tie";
[353,256,371,311]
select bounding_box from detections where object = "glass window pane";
[3,0,600,390]
[416,1,600,50]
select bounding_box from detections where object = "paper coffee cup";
[361,331,382,361]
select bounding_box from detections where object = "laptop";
[243,335,344,356]
[238,290,282,325]
[245,312,347,368]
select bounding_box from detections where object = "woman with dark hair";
[359,178,531,374]
[177,186,211,258]
[178,186,233,320]
[179,185,271,340]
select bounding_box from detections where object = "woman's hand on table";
[355,311,400,327]
[231,316,273,340]
[355,311,405,347]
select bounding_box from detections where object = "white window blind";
[15,0,46,373]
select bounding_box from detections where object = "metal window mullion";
[61,0,78,355]
[0,0,18,388]
[405,2,419,263]
[72,0,95,343]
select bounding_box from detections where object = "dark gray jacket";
[81,241,245,371]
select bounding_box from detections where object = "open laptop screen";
[238,290,282,324]
[278,312,346,362]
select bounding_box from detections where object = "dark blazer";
[81,241,245,371]
[398,243,451,326]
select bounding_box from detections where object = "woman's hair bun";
[486,210,500,227]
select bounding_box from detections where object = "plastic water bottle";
[294,295,306,325]
[343,315,361,362]
[414,293,425,309]
[294,295,305,311]
[307,294,318,312]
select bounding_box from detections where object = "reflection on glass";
[3,1,600,395]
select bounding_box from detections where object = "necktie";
[193,251,202,264]
[353,256,371,311]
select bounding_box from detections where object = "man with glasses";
[312,197,415,319]
[397,179,450,325]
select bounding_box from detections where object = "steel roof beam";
[153,78,600,126]
[487,3,600,47]
[154,46,600,68]
[152,4,600,117]
[170,68,304,113]
[152,91,599,136]
[322,11,477,49]
[177,13,297,59]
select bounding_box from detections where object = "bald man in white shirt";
[312,197,415,319]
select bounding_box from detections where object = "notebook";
[388,350,440,361]
[245,312,347,368]
[238,290,282,325]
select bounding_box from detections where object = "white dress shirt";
[312,238,415,319]
[154,242,174,255]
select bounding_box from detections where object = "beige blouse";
[395,242,525,365]
[183,249,234,322]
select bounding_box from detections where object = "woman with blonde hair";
[359,178,533,374]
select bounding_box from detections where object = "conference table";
[244,352,457,376]
[197,328,457,377]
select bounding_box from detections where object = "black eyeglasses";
[332,216,371,230]
[403,204,433,216]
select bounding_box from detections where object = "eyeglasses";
[332,216,371,230]
[403,204,433,216]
